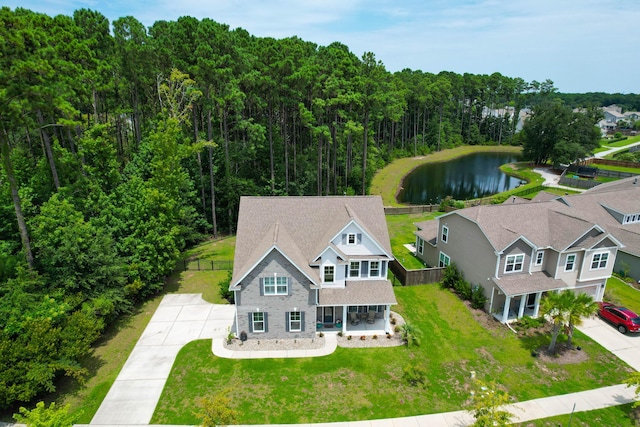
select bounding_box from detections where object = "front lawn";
[152,285,632,425]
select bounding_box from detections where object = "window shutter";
[357,233,362,244]
[264,312,268,333]
[288,277,292,296]
[361,261,368,277]
[285,312,290,332]
[342,234,346,244]
[259,278,264,296]
[382,262,387,277]
[248,313,253,333]
[301,311,305,332]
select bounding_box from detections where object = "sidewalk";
[87,293,639,427]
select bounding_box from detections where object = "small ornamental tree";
[195,389,238,427]
[468,381,516,427]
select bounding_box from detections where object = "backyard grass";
[152,285,632,425]
[386,211,442,269]
[370,145,523,206]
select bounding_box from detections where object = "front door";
[323,307,334,323]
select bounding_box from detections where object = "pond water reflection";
[397,152,522,205]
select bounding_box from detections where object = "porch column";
[517,296,526,319]
[532,292,542,318]
[384,305,391,333]
[342,306,347,334]
[501,296,511,323]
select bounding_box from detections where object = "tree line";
[0,6,612,409]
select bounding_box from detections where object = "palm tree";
[566,292,598,348]
[539,291,572,353]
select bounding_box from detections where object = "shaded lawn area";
[152,285,632,425]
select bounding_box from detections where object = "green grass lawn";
[152,285,632,425]
[605,276,640,313]
[386,212,442,269]
[519,403,636,427]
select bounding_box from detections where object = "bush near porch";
[152,285,631,425]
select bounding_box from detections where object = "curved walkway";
[86,293,638,427]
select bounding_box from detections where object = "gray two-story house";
[230,196,396,340]
[415,199,622,323]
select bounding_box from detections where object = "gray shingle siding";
[235,249,316,339]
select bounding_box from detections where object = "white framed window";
[591,252,609,270]
[439,252,450,267]
[369,261,380,277]
[252,312,265,332]
[289,311,301,332]
[565,254,576,272]
[417,237,424,255]
[324,265,335,283]
[505,254,524,273]
[347,233,356,245]
[264,276,288,295]
[535,251,544,266]
[441,226,449,243]
[349,261,360,278]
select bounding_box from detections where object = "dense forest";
[0,6,636,409]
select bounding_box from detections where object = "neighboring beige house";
[230,196,396,340]
[414,188,626,323]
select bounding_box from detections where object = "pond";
[397,151,522,205]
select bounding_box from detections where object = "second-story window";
[535,251,544,266]
[565,254,576,272]
[417,237,424,254]
[591,252,609,270]
[264,276,288,295]
[441,226,449,243]
[324,265,335,283]
[505,254,524,273]
[349,261,360,278]
[370,261,380,277]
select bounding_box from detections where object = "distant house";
[414,189,626,323]
[230,196,396,340]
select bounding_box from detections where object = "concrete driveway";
[90,294,235,425]
[577,316,640,371]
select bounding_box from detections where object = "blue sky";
[5,0,639,94]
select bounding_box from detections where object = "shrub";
[218,271,234,303]
[337,331,343,337]
[471,285,488,309]
[403,364,428,388]
[516,315,545,330]
[13,401,78,427]
[455,279,473,301]
[441,263,462,290]
[195,389,238,427]
[400,323,421,347]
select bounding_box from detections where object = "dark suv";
[598,302,640,334]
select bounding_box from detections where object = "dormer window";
[324,265,335,283]
[505,254,524,273]
[591,252,609,270]
[535,251,544,266]
[624,214,640,224]
[347,233,356,245]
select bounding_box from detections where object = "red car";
[598,302,640,334]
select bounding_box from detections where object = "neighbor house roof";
[231,196,393,286]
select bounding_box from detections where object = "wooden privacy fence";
[583,158,640,169]
[177,259,233,271]
[389,259,444,286]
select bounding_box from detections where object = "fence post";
[211,260,214,270]
[197,259,200,271]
